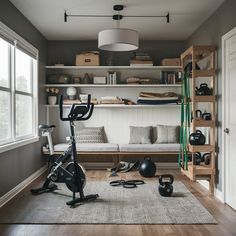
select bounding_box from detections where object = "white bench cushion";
[53,143,119,152]
[119,144,180,152]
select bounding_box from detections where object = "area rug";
[0,181,216,224]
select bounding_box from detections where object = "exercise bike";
[31,95,99,207]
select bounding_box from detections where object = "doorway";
[222,26,236,210]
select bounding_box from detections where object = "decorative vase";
[66,87,77,100]
[48,96,57,105]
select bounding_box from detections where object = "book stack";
[79,94,98,104]
[100,96,124,104]
[107,71,117,84]
[63,99,81,105]
[160,71,182,84]
[130,52,153,66]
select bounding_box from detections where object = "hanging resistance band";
[178,71,191,170]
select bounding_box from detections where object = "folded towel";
[139,92,180,98]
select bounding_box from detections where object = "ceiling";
[10,0,225,40]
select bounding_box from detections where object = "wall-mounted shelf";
[45,65,182,70]
[45,104,181,109]
[44,84,182,88]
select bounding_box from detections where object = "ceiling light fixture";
[64,5,170,52]
[98,5,138,51]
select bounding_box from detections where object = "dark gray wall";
[0,0,47,196]
[47,40,185,66]
[186,0,236,191]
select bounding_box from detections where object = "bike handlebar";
[59,94,93,122]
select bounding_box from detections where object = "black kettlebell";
[139,157,156,178]
[202,112,212,120]
[195,83,212,96]
[189,130,206,145]
[195,110,202,119]
[158,175,174,197]
[203,153,211,165]
[188,152,202,165]
[191,110,202,121]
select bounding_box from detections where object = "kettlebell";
[188,152,202,165]
[191,110,202,121]
[139,157,156,178]
[203,153,211,165]
[195,110,202,120]
[158,174,174,197]
[189,130,206,145]
[202,112,212,120]
[195,83,212,96]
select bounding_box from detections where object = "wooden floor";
[0,169,236,236]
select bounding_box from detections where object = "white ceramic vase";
[48,96,57,105]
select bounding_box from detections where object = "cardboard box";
[161,58,181,66]
[75,52,99,66]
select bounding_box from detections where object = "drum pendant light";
[98,5,139,51]
[98,28,138,51]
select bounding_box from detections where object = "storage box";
[161,58,181,66]
[93,76,107,84]
[75,52,99,66]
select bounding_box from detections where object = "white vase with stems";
[48,96,57,105]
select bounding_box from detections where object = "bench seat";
[53,143,119,152]
[119,143,180,153]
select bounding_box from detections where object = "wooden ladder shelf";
[180,45,216,195]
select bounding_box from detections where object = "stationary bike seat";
[39,124,56,130]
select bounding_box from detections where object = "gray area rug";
[0,181,216,224]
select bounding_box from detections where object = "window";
[0,21,38,152]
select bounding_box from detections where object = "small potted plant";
[46,88,59,105]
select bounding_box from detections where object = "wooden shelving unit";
[180,45,216,194]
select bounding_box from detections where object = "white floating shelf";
[44,84,182,88]
[45,104,181,108]
[45,65,182,70]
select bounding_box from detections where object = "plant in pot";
[46,88,60,105]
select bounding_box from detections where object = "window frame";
[0,21,39,153]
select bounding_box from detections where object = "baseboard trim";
[0,165,47,208]
[197,180,224,202]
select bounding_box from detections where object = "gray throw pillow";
[75,126,107,143]
[129,126,152,144]
[154,125,179,143]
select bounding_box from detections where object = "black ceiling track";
[64,5,170,23]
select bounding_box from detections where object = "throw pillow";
[154,125,179,143]
[75,126,107,143]
[129,126,152,144]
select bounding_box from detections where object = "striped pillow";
[75,126,107,143]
